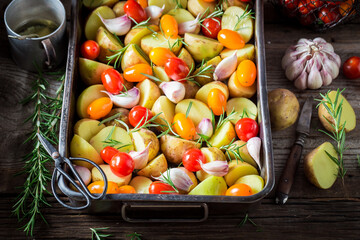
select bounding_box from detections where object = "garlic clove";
[325,51,341,68]
[322,56,339,79]
[285,54,308,81]
[313,37,327,45]
[213,52,237,81]
[73,165,92,186]
[159,81,185,103]
[154,168,193,191]
[320,68,333,86]
[294,70,308,90]
[307,61,323,89]
[198,160,229,177]
[246,137,261,169]
[196,118,213,139]
[129,145,150,169]
[102,87,140,108]
[145,5,164,23]
[97,13,131,36]
[178,14,201,35]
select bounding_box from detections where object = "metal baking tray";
[58,0,274,221]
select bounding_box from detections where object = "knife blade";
[275,97,313,205]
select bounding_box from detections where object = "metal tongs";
[37,133,108,210]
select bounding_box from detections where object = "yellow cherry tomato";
[160,15,178,39]
[87,181,120,194]
[236,60,257,87]
[149,47,177,66]
[173,113,196,140]
[217,29,245,50]
[87,97,113,120]
[207,88,227,116]
[118,185,136,194]
[137,0,148,8]
[225,183,253,196]
[123,63,153,82]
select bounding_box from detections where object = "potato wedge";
[234,175,264,194]
[151,96,175,131]
[175,99,212,126]
[148,0,187,14]
[196,147,227,182]
[208,121,236,148]
[136,79,161,109]
[153,66,171,85]
[124,25,159,46]
[160,135,201,164]
[178,48,195,70]
[96,26,123,64]
[226,97,257,124]
[184,33,223,62]
[130,128,160,162]
[85,6,115,40]
[220,44,255,65]
[194,56,222,86]
[79,58,113,86]
[137,154,168,178]
[70,134,103,169]
[92,164,132,186]
[225,160,258,186]
[129,176,153,193]
[188,176,227,195]
[187,0,216,17]
[103,108,130,128]
[226,140,257,167]
[74,119,106,142]
[182,81,200,99]
[141,32,182,55]
[76,84,107,119]
[195,81,229,104]
[228,72,256,98]
[121,44,149,71]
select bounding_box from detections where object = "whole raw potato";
[268,88,300,131]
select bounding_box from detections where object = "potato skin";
[268,88,300,131]
[160,135,201,164]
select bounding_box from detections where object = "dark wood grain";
[0,0,360,239]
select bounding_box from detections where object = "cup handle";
[41,38,57,69]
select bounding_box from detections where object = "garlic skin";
[97,13,131,36]
[73,165,92,186]
[145,5,164,25]
[102,87,140,108]
[213,52,238,81]
[178,14,201,35]
[282,37,341,90]
[159,81,186,103]
[129,145,150,169]
[154,168,193,191]
[198,160,229,177]
[196,118,213,139]
[247,137,261,169]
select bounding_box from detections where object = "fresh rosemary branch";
[238,213,262,232]
[130,16,158,35]
[215,109,237,131]
[198,6,224,34]
[12,68,65,236]
[127,232,143,240]
[91,227,112,240]
[220,138,246,162]
[102,125,132,149]
[233,5,255,32]
[178,59,213,85]
[316,89,347,182]
[158,169,179,193]
[106,45,129,68]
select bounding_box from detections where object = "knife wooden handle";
[276,143,303,196]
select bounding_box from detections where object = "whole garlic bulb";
[282,37,341,90]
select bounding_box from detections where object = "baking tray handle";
[121,202,208,222]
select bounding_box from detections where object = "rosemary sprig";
[216,109,237,131]
[102,125,132,149]
[106,44,129,68]
[220,138,246,162]
[12,68,65,236]
[178,59,213,86]
[127,232,143,240]
[171,0,184,9]
[156,117,180,138]
[238,213,262,232]
[316,89,347,183]
[197,133,212,146]
[98,112,123,125]
[131,112,163,133]
[130,16,158,35]
[233,5,255,32]
[185,101,193,118]
[198,6,224,34]
[91,227,112,240]
[168,37,188,52]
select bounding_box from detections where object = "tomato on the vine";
[164,57,190,81]
[129,105,153,128]
[173,112,196,140]
[225,183,253,196]
[87,97,113,120]
[235,118,259,142]
[148,181,178,194]
[109,152,134,177]
[217,29,245,50]
[149,47,176,66]
[87,181,120,194]
[123,0,147,23]
[236,60,257,87]
[201,17,221,39]
[182,148,206,172]
[208,88,227,116]
[298,0,311,15]
[80,40,100,60]
[123,63,152,82]
[318,6,340,24]
[307,0,323,9]
[343,56,360,79]
[100,146,119,164]
[101,68,124,94]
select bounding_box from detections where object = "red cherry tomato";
[318,6,340,24]
[299,12,316,26]
[80,40,100,60]
[182,149,206,172]
[109,152,134,177]
[235,118,259,142]
[148,181,178,194]
[101,68,124,94]
[307,0,323,9]
[128,106,153,128]
[164,57,190,81]
[343,56,360,79]
[201,17,221,39]
[282,0,299,11]
[100,146,119,164]
[123,0,147,23]
[298,0,311,15]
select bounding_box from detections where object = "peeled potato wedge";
[73,119,106,142]
[137,154,168,178]
[129,176,153,193]
[136,79,161,109]
[175,99,212,126]
[226,97,258,124]
[225,160,259,186]
[304,142,339,189]
[70,134,104,169]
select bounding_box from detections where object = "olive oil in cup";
[15,18,59,38]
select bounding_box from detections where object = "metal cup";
[4,0,66,72]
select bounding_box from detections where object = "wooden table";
[1,1,359,239]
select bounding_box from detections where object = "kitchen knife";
[275,97,313,205]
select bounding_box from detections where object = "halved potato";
[151,96,175,131]
[136,79,161,109]
[208,121,236,148]
[225,160,259,186]
[73,119,106,142]
[76,84,107,119]
[226,97,257,124]
[195,81,229,104]
[160,135,201,164]
[92,164,132,187]
[137,154,168,178]
[124,25,159,46]
[175,99,212,126]
[130,128,160,161]
[70,134,103,169]
[121,44,149,71]
[228,72,256,98]
[129,176,153,193]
